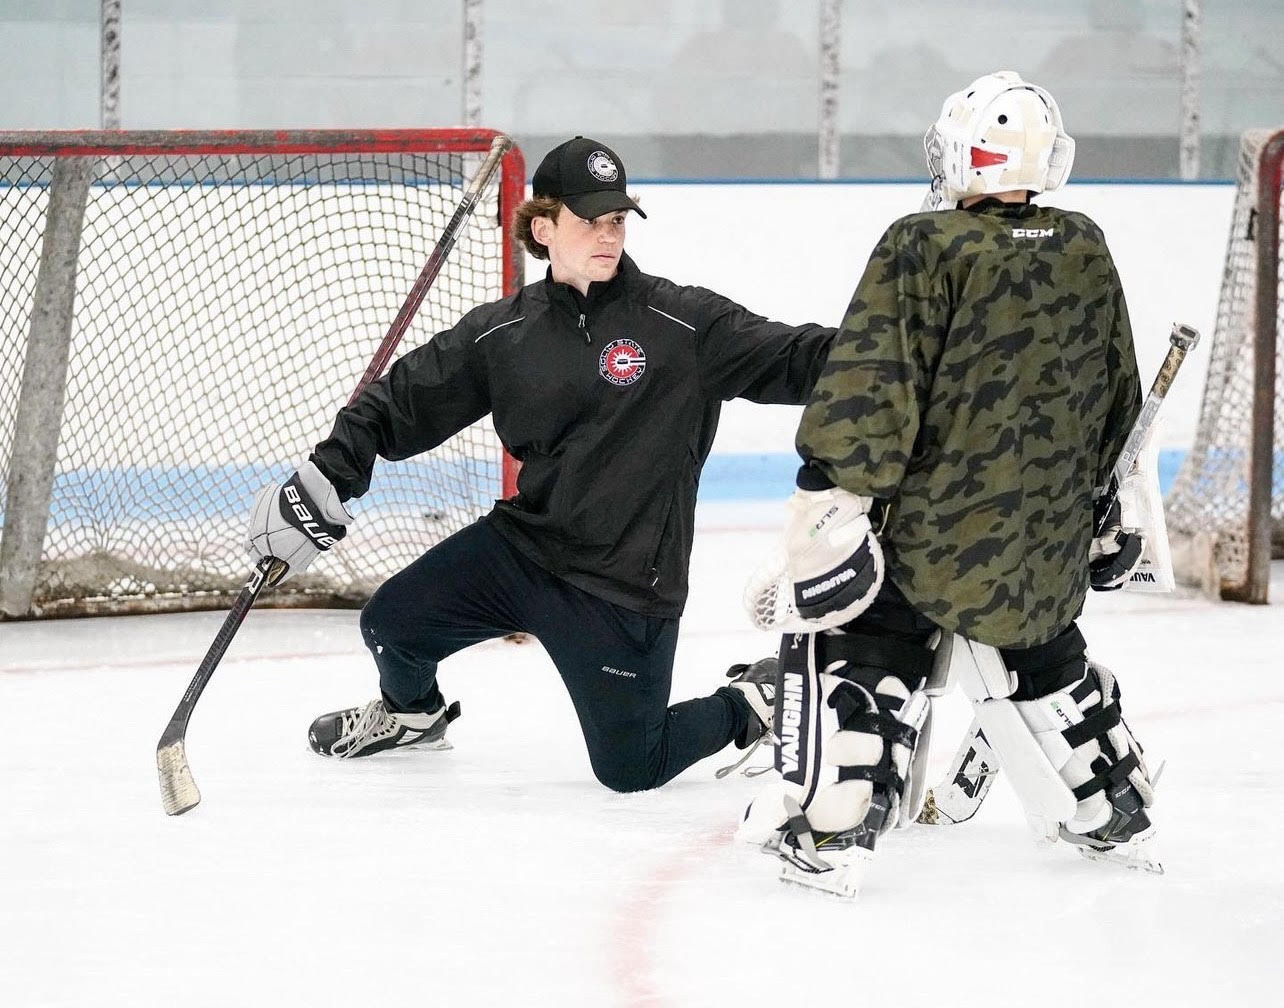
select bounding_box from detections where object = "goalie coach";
[245,135,834,792]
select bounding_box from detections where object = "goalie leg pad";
[1009,651,1156,846]
[953,631,1081,840]
[952,627,1156,850]
[739,631,934,864]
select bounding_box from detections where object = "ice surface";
[3,501,1282,1008]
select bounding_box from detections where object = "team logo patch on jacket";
[599,339,647,386]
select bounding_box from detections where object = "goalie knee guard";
[739,631,934,864]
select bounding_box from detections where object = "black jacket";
[312,254,834,616]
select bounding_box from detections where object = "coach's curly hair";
[513,195,643,260]
[512,196,563,260]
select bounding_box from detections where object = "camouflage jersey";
[796,199,1141,648]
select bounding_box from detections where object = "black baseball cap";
[532,136,647,220]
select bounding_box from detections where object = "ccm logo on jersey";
[284,485,338,548]
[1012,227,1055,238]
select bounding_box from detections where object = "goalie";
[740,71,1160,896]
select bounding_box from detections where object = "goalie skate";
[769,795,887,899]
[776,841,875,899]
[1059,779,1164,875]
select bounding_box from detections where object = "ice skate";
[1066,827,1164,875]
[716,656,778,779]
[770,795,888,899]
[1059,785,1164,874]
[308,697,460,758]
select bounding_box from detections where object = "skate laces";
[716,660,777,779]
[333,699,395,758]
[715,730,774,780]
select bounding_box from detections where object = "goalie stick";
[917,321,1200,826]
[156,134,514,816]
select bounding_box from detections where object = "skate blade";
[1067,826,1164,875]
[1075,837,1164,875]
[389,736,453,754]
[328,736,453,758]
[778,853,871,899]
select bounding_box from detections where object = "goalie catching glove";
[745,468,884,632]
[246,459,353,585]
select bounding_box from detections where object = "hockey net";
[0,130,525,618]
[1166,127,1284,603]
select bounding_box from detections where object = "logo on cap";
[599,339,646,386]
[586,151,619,183]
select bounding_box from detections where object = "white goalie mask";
[922,70,1075,209]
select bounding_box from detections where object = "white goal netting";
[0,131,523,617]
[1166,128,1284,601]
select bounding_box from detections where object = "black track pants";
[358,518,747,792]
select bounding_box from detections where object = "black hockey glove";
[246,460,353,585]
[1089,495,1144,591]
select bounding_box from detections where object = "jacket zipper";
[578,313,591,344]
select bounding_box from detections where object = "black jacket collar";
[541,253,639,317]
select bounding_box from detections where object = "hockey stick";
[156,134,514,816]
[916,321,1201,826]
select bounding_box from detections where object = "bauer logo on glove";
[283,480,342,549]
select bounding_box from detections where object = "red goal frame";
[1240,129,1284,603]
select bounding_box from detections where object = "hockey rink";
[2,500,1281,1008]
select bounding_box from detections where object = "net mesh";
[1166,128,1284,595]
[0,135,518,616]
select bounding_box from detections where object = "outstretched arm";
[688,288,836,405]
[311,320,491,500]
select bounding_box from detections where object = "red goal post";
[1166,127,1284,603]
[0,128,525,618]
